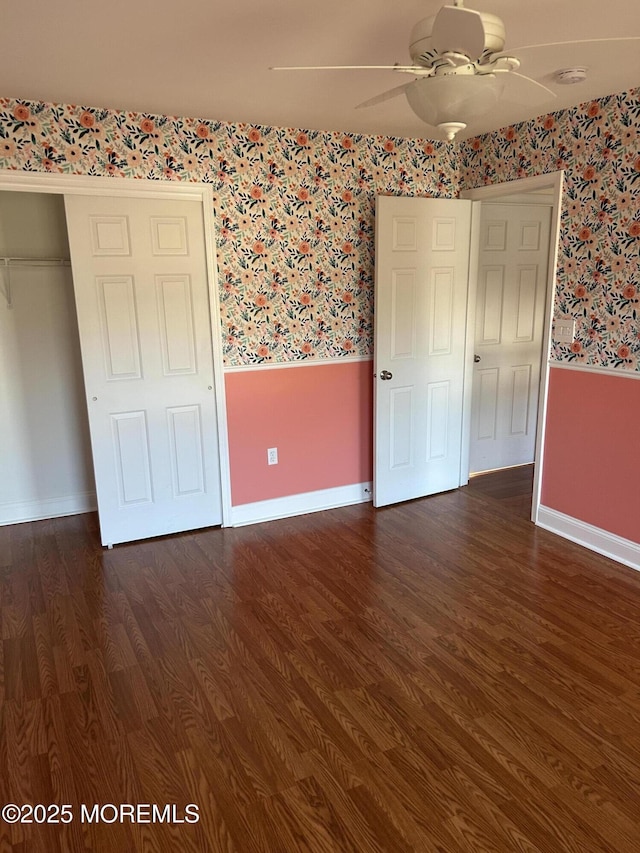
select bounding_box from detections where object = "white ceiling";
[3,0,639,141]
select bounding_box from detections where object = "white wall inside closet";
[0,191,95,524]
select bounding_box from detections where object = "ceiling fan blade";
[431,5,486,61]
[509,72,557,100]
[356,83,412,109]
[270,64,420,72]
[498,71,558,105]
[508,36,640,53]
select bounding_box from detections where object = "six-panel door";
[374,196,473,507]
[65,195,222,546]
[469,203,551,473]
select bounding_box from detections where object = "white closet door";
[65,194,222,547]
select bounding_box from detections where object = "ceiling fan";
[272,0,640,141]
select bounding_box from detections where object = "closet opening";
[0,191,95,526]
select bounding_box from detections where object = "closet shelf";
[1,256,71,309]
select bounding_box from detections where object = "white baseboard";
[537,505,640,572]
[231,481,373,527]
[0,492,97,526]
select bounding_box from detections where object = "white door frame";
[462,170,564,524]
[0,169,232,527]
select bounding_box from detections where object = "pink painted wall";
[541,366,640,543]
[225,360,373,505]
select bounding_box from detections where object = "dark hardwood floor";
[3,468,640,851]
[467,463,535,519]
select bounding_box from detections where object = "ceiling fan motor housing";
[409,11,506,64]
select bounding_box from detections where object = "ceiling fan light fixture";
[406,73,505,140]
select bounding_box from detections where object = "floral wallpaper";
[460,88,640,372]
[1,90,639,371]
[0,98,458,365]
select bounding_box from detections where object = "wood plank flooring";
[3,468,640,850]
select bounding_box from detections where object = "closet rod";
[1,257,72,309]
[1,256,71,265]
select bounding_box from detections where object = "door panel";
[97,276,142,379]
[65,195,222,546]
[469,203,551,473]
[111,411,153,505]
[391,270,417,358]
[476,369,498,440]
[510,365,532,434]
[157,275,197,374]
[479,267,504,343]
[374,196,472,507]
[426,381,450,461]
[390,387,413,469]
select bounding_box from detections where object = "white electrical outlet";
[267,447,278,465]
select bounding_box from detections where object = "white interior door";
[65,194,222,546]
[374,195,473,507]
[470,203,551,473]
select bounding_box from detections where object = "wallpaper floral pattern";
[0,98,457,365]
[461,88,640,371]
[1,91,638,370]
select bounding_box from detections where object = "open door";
[65,194,223,547]
[469,203,552,473]
[374,195,475,507]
